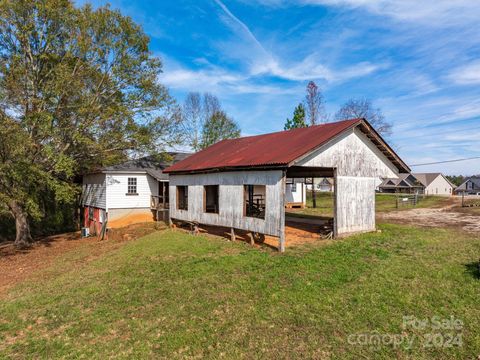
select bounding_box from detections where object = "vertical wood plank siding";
[169,170,284,237]
[335,176,376,234]
[298,128,399,235]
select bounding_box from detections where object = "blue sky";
[80,0,480,175]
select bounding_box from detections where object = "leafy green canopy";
[0,0,180,240]
[201,110,241,150]
[284,103,307,130]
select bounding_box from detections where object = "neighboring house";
[81,153,190,232]
[164,118,409,251]
[305,178,334,192]
[413,173,454,196]
[378,173,424,194]
[285,178,307,207]
[317,178,334,192]
[455,176,480,195]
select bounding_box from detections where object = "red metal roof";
[164,119,363,173]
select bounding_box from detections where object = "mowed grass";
[1,225,479,359]
[287,192,452,218]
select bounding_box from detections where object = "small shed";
[164,118,409,251]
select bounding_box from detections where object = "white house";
[81,153,190,232]
[412,173,454,196]
[285,178,307,207]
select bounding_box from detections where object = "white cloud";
[301,0,480,25]
[212,0,383,84]
[448,61,480,85]
[159,60,300,95]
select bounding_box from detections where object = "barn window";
[177,186,188,210]
[244,185,266,219]
[204,185,219,213]
[127,177,137,195]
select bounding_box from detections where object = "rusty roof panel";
[164,119,362,173]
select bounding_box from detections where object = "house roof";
[164,118,410,174]
[99,152,191,180]
[456,176,480,190]
[379,173,423,189]
[412,173,454,188]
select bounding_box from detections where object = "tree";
[284,103,307,130]
[335,98,392,136]
[446,175,466,187]
[0,0,181,247]
[182,92,203,151]
[304,81,327,125]
[182,92,238,151]
[200,110,241,150]
[203,93,221,122]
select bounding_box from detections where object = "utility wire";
[394,125,480,141]
[410,156,480,167]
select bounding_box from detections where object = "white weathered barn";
[164,118,409,251]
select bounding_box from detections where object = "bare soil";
[378,197,480,234]
[0,223,161,296]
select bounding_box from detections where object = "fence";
[395,193,424,208]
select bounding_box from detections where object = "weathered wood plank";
[169,170,283,237]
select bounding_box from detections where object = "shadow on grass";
[464,261,480,279]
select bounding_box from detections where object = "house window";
[127,177,137,195]
[204,185,219,213]
[244,185,266,219]
[177,186,188,210]
[291,183,297,192]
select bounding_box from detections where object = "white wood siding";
[297,129,399,235]
[425,175,453,196]
[81,173,106,209]
[286,182,306,204]
[106,173,158,209]
[335,176,376,234]
[169,170,284,237]
[297,128,398,178]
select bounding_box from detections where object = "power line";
[394,125,480,141]
[410,156,480,167]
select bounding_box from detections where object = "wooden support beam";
[230,227,236,242]
[249,232,255,246]
[279,171,286,252]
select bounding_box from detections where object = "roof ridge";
[230,118,362,141]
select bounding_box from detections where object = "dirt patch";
[173,220,333,251]
[108,213,155,228]
[0,223,162,296]
[378,201,480,234]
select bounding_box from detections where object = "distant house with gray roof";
[378,173,424,194]
[412,173,454,196]
[455,176,480,195]
[81,153,190,232]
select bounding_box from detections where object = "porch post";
[279,170,286,252]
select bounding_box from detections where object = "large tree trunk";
[9,201,33,248]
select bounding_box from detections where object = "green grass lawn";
[287,192,452,218]
[1,225,479,359]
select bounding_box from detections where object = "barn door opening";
[284,166,336,245]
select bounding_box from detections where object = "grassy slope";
[1,225,479,359]
[287,192,452,218]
